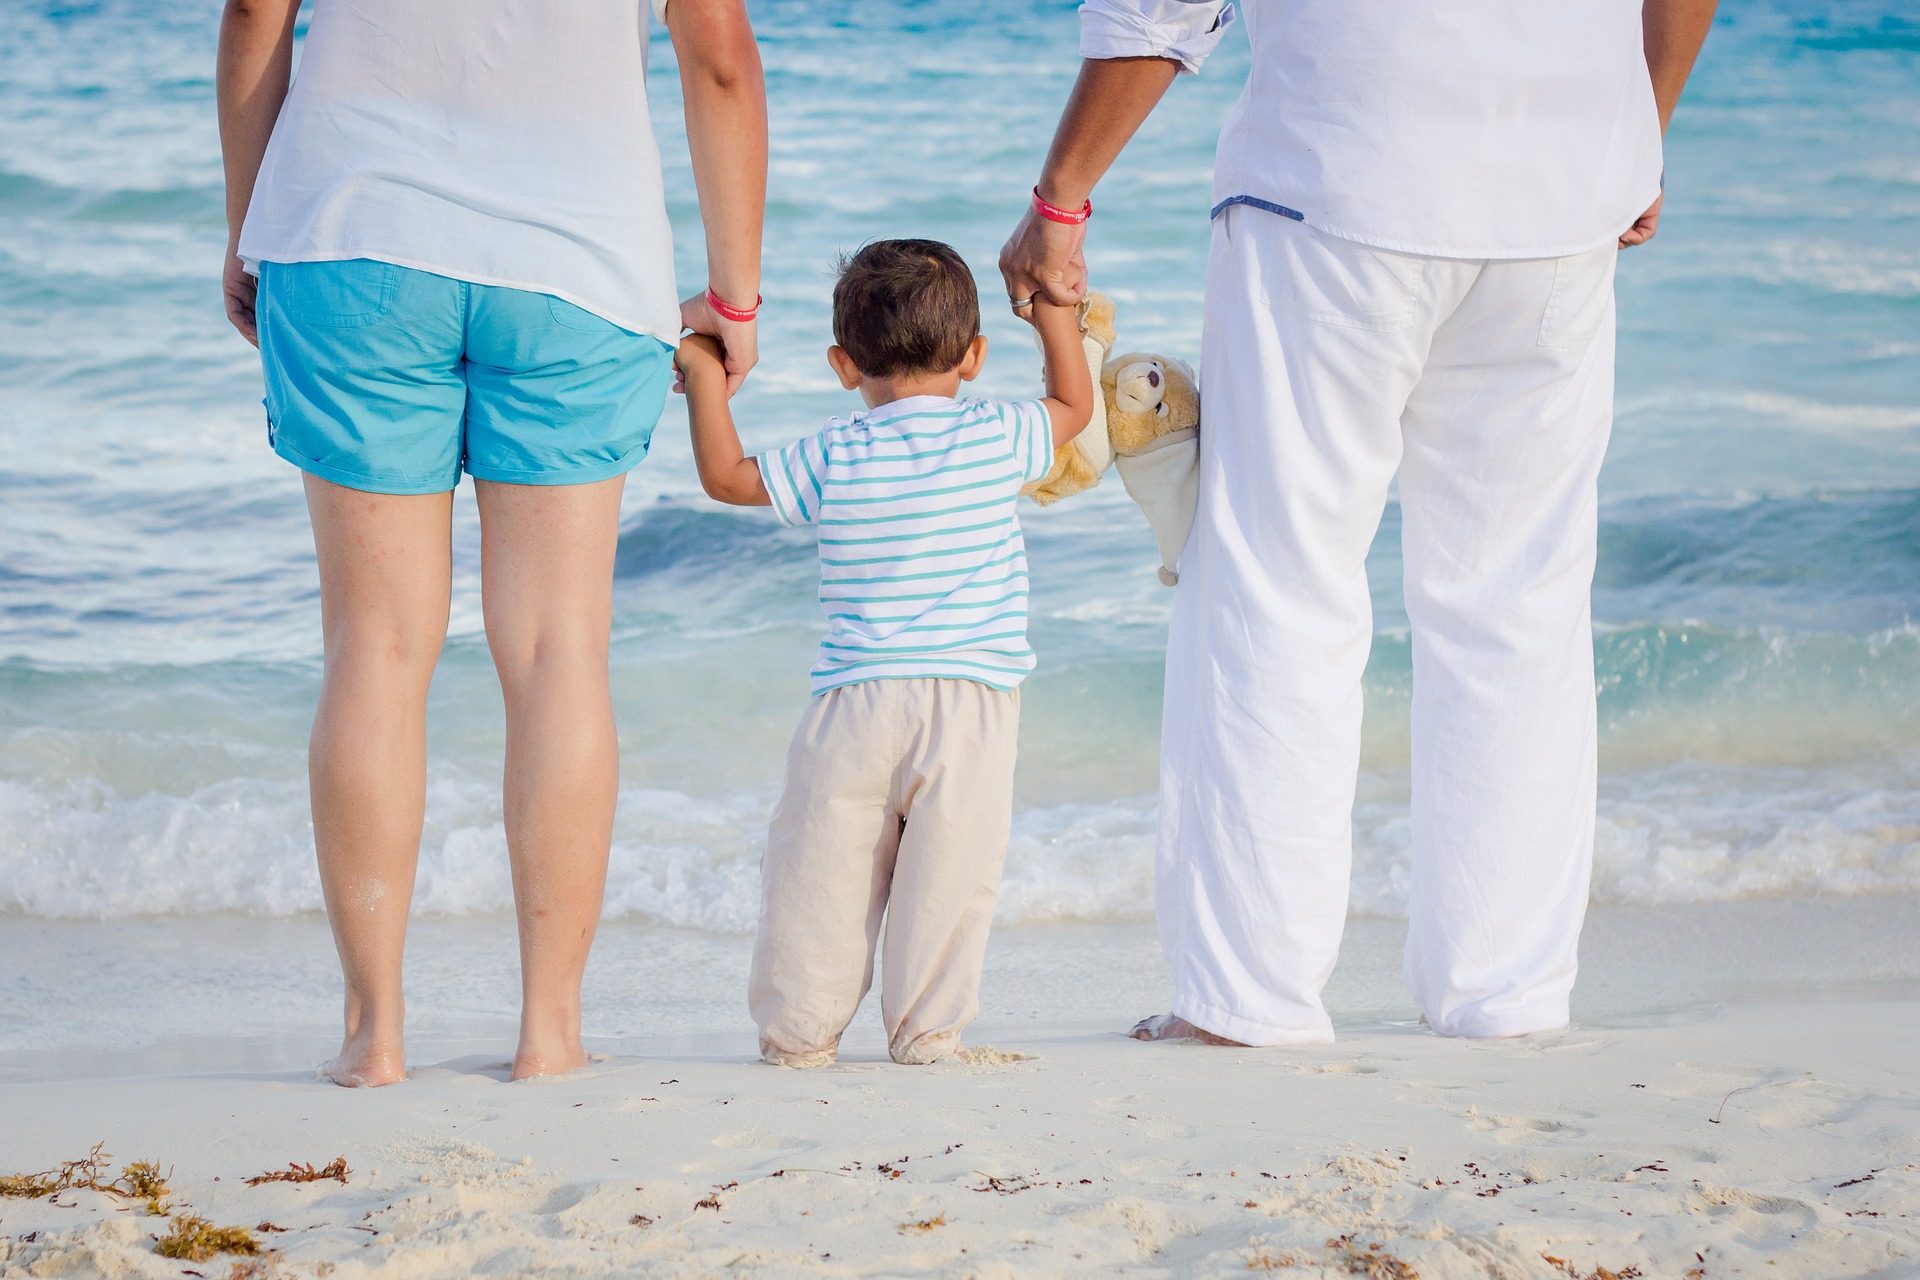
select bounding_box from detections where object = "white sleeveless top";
[238,0,680,341]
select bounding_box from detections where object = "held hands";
[999,204,1088,313]
[674,331,729,396]
[676,290,758,397]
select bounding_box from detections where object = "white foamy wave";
[3,763,1917,926]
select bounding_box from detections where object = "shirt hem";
[240,248,680,346]
[1210,182,1664,261]
[810,669,1028,697]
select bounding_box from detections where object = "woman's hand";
[676,291,758,397]
[223,242,260,346]
[1000,204,1089,312]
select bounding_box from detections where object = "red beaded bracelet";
[1031,186,1093,225]
[705,286,761,323]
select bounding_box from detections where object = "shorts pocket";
[268,259,398,328]
[1537,246,1616,349]
[547,294,618,332]
[1284,231,1424,332]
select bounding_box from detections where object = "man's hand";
[998,55,1179,317]
[1619,192,1663,248]
[677,292,757,397]
[1000,207,1088,310]
[223,243,259,345]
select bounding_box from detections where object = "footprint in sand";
[711,1126,807,1151]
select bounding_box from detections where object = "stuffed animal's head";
[1102,353,1199,457]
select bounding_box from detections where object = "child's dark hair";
[832,239,980,378]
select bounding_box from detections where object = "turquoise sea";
[1,0,1916,934]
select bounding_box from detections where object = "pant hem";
[272,435,458,496]
[1424,1004,1571,1040]
[1175,997,1337,1048]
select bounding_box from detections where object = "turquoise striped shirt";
[758,395,1056,695]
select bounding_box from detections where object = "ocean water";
[1,0,1916,932]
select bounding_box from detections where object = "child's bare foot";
[762,1047,837,1068]
[317,1034,408,1087]
[1128,1013,1249,1047]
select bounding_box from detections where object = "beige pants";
[749,678,1019,1066]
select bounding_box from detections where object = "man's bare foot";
[317,1036,408,1087]
[511,1039,591,1081]
[1129,1013,1249,1047]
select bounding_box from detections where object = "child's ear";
[956,334,989,383]
[826,345,863,392]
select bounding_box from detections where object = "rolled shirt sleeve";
[1078,0,1235,75]
[1001,400,1059,485]
[757,430,831,527]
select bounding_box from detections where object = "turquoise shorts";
[257,259,673,495]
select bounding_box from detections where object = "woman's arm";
[1000,56,1180,309]
[667,0,768,398]
[216,0,301,345]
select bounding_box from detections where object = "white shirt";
[1081,0,1665,259]
[238,0,680,341]
[757,396,1057,696]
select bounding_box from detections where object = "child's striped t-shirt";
[757,395,1056,696]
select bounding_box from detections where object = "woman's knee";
[323,614,446,687]
[488,622,611,698]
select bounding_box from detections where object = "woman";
[217,0,766,1085]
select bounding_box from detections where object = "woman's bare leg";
[475,475,626,1080]
[304,474,454,1087]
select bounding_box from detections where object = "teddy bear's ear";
[1080,292,1118,352]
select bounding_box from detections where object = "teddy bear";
[1020,293,1200,586]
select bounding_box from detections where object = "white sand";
[3,898,1917,1278]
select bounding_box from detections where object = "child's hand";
[675,333,728,395]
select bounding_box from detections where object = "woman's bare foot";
[510,1037,591,1081]
[1129,1013,1249,1047]
[317,1034,408,1087]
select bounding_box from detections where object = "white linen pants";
[1160,207,1617,1044]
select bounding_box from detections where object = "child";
[675,239,1093,1066]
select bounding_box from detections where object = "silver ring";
[1008,294,1036,311]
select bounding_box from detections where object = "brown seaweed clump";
[244,1157,349,1187]
[154,1214,262,1262]
[0,1144,172,1212]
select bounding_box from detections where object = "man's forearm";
[216,0,299,244]
[671,0,767,307]
[1036,56,1181,207]
[1644,0,1719,131]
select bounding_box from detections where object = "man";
[1002,0,1717,1044]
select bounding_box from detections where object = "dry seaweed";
[1326,1235,1419,1280]
[898,1213,946,1233]
[0,1144,172,1212]
[1544,1256,1644,1280]
[155,1214,262,1262]
[244,1157,349,1187]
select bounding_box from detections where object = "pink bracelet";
[1031,186,1093,225]
[705,286,761,323]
